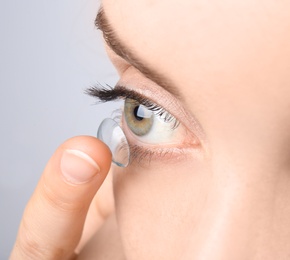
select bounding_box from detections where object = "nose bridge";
[188,171,276,260]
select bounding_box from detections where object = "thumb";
[10,136,112,260]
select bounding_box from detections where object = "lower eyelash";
[120,142,182,167]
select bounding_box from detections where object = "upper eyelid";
[100,54,185,127]
[86,82,181,126]
[86,84,181,130]
[86,84,177,120]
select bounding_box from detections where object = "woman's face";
[100,0,290,258]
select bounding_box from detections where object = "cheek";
[112,158,290,259]
[112,161,211,259]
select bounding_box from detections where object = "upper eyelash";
[85,84,180,128]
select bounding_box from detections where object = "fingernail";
[60,149,100,184]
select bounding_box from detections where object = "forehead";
[101,0,227,77]
[101,1,220,98]
[101,0,290,107]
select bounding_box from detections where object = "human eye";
[86,84,201,165]
[123,95,180,144]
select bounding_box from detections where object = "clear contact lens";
[97,118,130,167]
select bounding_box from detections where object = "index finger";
[10,136,112,260]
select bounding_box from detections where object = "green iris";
[124,98,154,136]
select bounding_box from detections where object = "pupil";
[133,106,144,121]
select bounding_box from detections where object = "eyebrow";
[95,7,181,98]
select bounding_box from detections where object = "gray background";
[0,0,118,258]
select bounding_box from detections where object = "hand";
[10,136,112,260]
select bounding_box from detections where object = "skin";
[11,0,290,259]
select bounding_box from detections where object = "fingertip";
[60,136,112,176]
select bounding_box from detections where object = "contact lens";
[97,118,130,167]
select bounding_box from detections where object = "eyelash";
[85,84,183,165]
[85,84,180,128]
